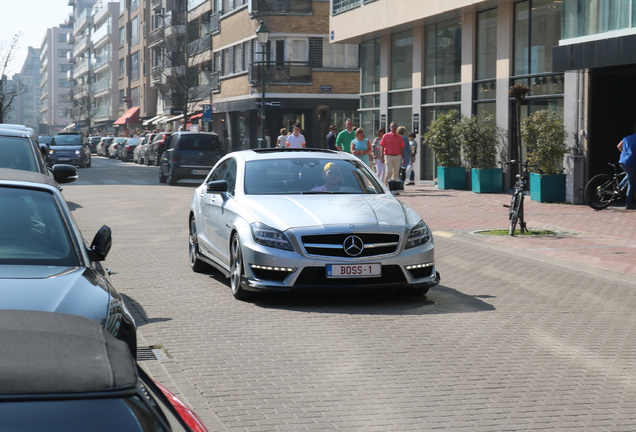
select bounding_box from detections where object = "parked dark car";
[146,132,172,166]
[0,127,77,184]
[0,310,208,432]
[159,132,224,185]
[47,132,91,168]
[119,137,141,162]
[0,168,136,355]
[87,136,101,153]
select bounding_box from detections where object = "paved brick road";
[64,161,636,431]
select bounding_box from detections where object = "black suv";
[159,132,224,185]
[47,132,92,168]
[0,127,77,184]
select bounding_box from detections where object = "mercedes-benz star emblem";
[343,235,364,257]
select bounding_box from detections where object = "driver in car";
[311,162,343,192]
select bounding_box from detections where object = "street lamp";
[256,20,269,148]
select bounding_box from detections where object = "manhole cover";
[136,346,165,361]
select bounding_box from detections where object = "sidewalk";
[396,183,636,278]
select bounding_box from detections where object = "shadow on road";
[123,294,173,327]
[248,284,495,315]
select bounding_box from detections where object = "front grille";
[295,265,406,288]
[301,233,400,258]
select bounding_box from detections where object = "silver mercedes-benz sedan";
[189,148,440,300]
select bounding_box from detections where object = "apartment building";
[40,23,74,135]
[116,0,157,136]
[6,47,42,132]
[209,0,361,150]
[329,0,593,199]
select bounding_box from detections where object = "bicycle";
[584,163,627,210]
[504,160,537,236]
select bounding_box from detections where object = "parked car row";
[0,123,210,431]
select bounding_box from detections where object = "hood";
[0,265,110,322]
[49,145,83,151]
[239,194,409,231]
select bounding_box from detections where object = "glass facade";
[360,39,381,134]
[477,9,497,80]
[514,0,561,75]
[563,0,636,39]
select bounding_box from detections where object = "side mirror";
[206,179,228,194]
[40,145,49,158]
[51,164,78,184]
[89,225,112,261]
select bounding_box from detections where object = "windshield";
[0,136,39,173]
[50,135,83,146]
[244,158,385,195]
[0,187,78,266]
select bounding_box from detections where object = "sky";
[1,0,73,77]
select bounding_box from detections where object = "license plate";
[59,157,70,161]
[326,264,381,278]
[191,169,208,175]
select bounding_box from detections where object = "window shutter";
[309,37,323,68]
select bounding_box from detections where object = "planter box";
[471,168,503,193]
[529,172,566,203]
[437,166,467,190]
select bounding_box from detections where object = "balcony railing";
[210,12,220,33]
[249,61,312,85]
[149,28,164,46]
[210,71,220,91]
[188,34,211,56]
[252,0,312,14]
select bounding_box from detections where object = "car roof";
[171,131,219,136]
[232,147,348,163]
[0,310,137,395]
[0,127,34,138]
[0,167,59,189]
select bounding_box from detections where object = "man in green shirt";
[336,118,355,153]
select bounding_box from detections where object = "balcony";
[151,0,161,8]
[188,34,211,56]
[252,0,312,14]
[210,12,219,33]
[249,61,312,85]
[149,28,164,47]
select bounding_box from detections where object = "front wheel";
[230,234,250,301]
[584,174,615,210]
[158,166,167,183]
[189,216,207,273]
[509,192,521,236]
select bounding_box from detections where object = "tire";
[167,166,178,186]
[584,174,615,210]
[230,234,250,301]
[509,192,521,236]
[158,167,167,183]
[189,216,208,273]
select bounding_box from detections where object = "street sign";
[202,104,212,119]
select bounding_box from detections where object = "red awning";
[113,106,140,125]
[189,113,203,120]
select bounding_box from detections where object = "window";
[58,49,71,58]
[476,9,497,80]
[514,0,561,75]
[391,31,412,90]
[322,39,358,68]
[119,27,125,44]
[130,51,139,81]
[131,16,139,46]
[120,58,125,76]
[289,39,308,62]
[333,0,360,15]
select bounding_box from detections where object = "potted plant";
[456,112,503,193]
[422,110,466,190]
[521,110,568,202]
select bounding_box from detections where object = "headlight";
[251,222,293,251]
[48,149,55,155]
[75,150,81,155]
[405,220,430,249]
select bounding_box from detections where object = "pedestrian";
[617,124,636,209]
[264,130,271,147]
[406,132,417,185]
[372,128,386,183]
[286,124,306,148]
[276,128,288,148]
[380,122,405,184]
[350,128,372,165]
[336,119,355,153]
[326,124,337,150]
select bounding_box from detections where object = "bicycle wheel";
[584,174,615,210]
[509,192,520,235]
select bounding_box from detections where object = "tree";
[456,112,500,170]
[422,110,462,167]
[0,34,26,123]
[66,81,96,133]
[522,110,567,175]
[154,10,211,129]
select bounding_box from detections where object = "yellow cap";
[324,162,335,172]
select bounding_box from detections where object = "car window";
[0,187,78,266]
[177,135,221,151]
[0,136,39,172]
[243,158,384,195]
[208,159,230,182]
[224,158,237,196]
[51,135,83,146]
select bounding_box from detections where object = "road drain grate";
[136,346,165,361]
